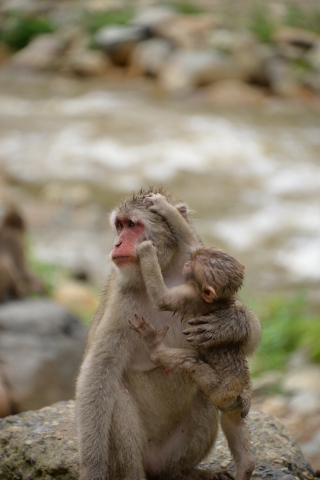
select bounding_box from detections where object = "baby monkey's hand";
[144,193,171,217]
[136,240,157,258]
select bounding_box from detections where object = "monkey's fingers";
[186,330,218,348]
[133,314,156,334]
[188,316,220,326]
[129,315,147,331]
[128,319,141,333]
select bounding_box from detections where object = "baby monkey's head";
[184,247,245,303]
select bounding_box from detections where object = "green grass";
[83,8,134,36]
[29,257,69,296]
[284,4,320,35]
[169,2,206,14]
[29,257,99,326]
[250,294,320,375]
[248,4,275,43]
[0,12,56,51]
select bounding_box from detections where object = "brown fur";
[131,193,261,480]
[76,189,259,480]
[0,209,45,303]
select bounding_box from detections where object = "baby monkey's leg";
[220,409,255,480]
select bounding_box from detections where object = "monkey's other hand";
[136,240,157,258]
[129,315,168,348]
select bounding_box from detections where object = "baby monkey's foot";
[129,314,169,349]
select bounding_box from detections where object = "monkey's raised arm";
[137,240,198,314]
[146,193,199,249]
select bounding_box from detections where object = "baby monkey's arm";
[137,240,197,315]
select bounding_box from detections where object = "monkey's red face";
[111,215,145,267]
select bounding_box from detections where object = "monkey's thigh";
[108,385,147,479]
[146,391,219,479]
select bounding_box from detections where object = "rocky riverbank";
[0,1,320,106]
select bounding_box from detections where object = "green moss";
[169,2,205,14]
[249,294,320,375]
[248,4,275,43]
[0,12,56,51]
[83,8,134,36]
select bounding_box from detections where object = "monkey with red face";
[76,188,260,480]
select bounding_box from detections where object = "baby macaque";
[130,246,251,416]
[129,193,260,480]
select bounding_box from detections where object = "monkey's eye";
[128,220,135,227]
[116,220,123,230]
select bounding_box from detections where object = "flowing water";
[0,70,319,306]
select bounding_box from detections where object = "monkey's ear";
[175,203,189,221]
[201,286,217,303]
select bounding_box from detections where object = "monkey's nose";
[114,241,122,248]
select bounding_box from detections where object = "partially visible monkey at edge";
[129,193,261,480]
[76,188,261,480]
[0,208,45,303]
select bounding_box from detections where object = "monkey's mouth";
[112,255,137,266]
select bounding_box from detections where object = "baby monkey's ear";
[201,286,217,303]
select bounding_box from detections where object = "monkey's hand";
[182,306,249,348]
[129,314,169,350]
[136,240,157,259]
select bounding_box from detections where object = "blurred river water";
[0,70,319,306]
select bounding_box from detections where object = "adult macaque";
[0,209,45,303]
[76,188,260,480]
[130,243,258,480]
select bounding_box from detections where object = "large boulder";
[152,14,215,49]
[159,49,237,94]
[0,402,316,480]
[0,299,86,417]
[130,38,173,77]
[10,34,67,71]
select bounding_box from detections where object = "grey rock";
[0,300,86,415]
[160,49,237,94]
[130,38,173,77]
[131,6,177,29]
[264,56,300,97]
[273,27,319,51]
[64,49,110,77]
[152,14,215,49]
[94,25,149,65]
[204,79,265,106]
[0,404,316,480]
[10,34,66,71]
[308,41,320,71]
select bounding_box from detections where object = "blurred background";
[0,0,320,471]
